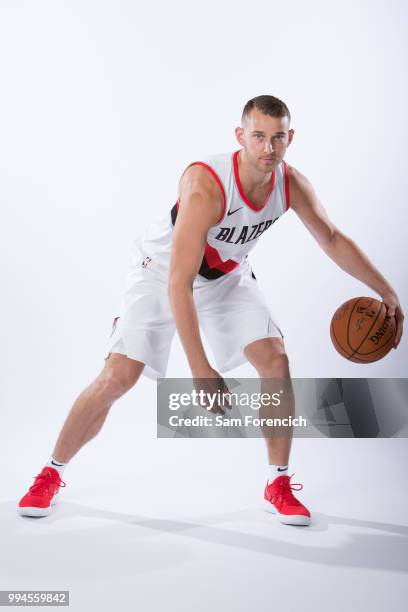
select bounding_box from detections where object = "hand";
[381,292,404,348]
[191,366,232,415]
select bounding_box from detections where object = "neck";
[238,149,276,192]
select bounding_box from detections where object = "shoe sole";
[17,498,58,518]
[263,500,311,526]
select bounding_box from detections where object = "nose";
[263,141,274,154]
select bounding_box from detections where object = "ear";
[235,126,244,146]
[287,129,295,146]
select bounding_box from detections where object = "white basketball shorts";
[105,247,283,380]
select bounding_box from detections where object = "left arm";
[288,166,404,348]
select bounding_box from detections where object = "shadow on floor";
[2,500,407,580]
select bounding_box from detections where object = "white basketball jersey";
[137,150,290,280]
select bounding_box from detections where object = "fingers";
[206,376,232,413]
[214,377,232,413]
[383,300,404,349]
[383,299,396,318]
[194,376,232,414]
[220,379,232,410]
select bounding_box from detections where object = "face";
[235,109,294,173]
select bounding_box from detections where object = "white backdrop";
[1,0,407,397]
[1,0,407,463]
[1,2,408,610]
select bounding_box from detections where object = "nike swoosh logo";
[51,460,64,466]
[227,207,243,216]
[277,467,288,471]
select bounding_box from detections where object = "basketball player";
[18,95,404,526]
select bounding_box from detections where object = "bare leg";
[52,353,145,463]
[244,338,293,465]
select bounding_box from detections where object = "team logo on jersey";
[214,218,278,244]
[141,256,152,268]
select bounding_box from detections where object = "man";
[18,95,404,526]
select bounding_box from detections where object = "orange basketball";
[330,297,396,363]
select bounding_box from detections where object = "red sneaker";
[264,474,311,526]
[18,467,66,517]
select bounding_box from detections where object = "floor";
[1,431,407,612]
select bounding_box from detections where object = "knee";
[258,352,290,378]
[97,364,141,399]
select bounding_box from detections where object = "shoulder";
[285,163,316,209]
[179,163,224,202]
[177,162,225,227]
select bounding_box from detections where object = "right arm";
[168,164,223,376]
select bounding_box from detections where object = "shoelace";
[268,474,303,506]
[29,471,66,495]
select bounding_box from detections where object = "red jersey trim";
[282,160,290,209]
[204,243,239,272]
[172,203,239,275]
[181,161,227,225]
[233,150,276,212]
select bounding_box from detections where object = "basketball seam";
[330,322,351,359]
[354,328,396,356]
[348,353,381,363]
[348,299,384,360]
[345,297,365,357]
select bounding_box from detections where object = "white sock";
[46,456,67,477]
[267,464,288,484]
